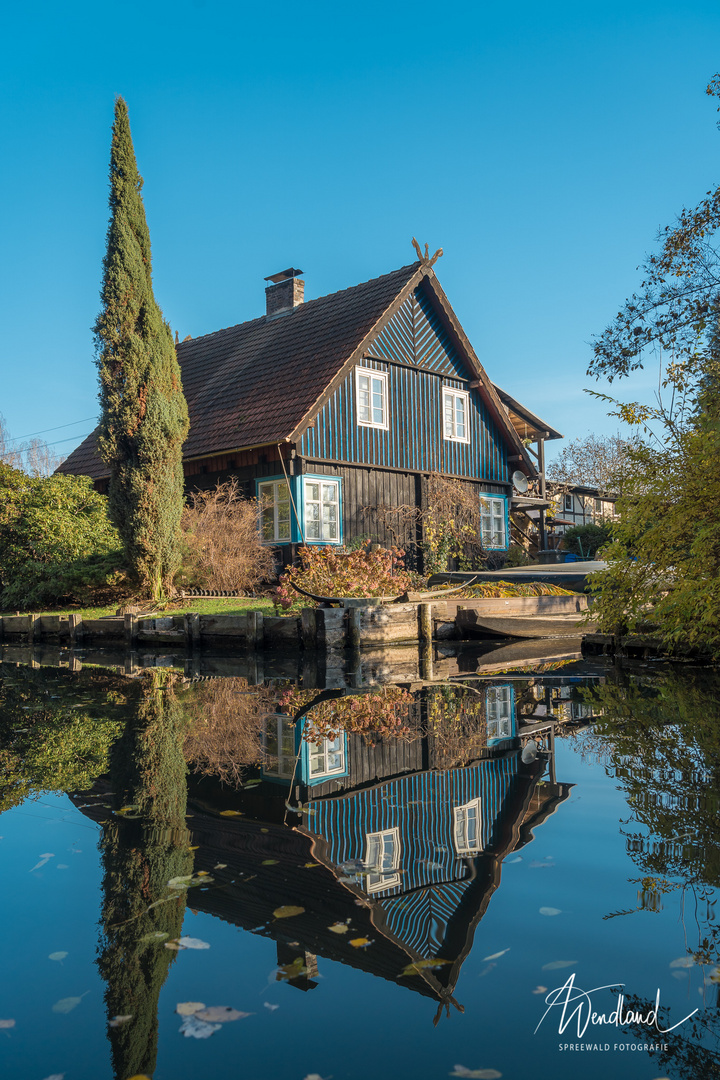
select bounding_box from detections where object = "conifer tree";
[94,97,189,600]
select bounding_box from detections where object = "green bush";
[561,522,612,559]
[0,463,125,609]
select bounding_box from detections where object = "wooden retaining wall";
[0,594,586,652]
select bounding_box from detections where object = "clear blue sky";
[1,0,719,463]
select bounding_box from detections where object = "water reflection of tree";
[98,670,193,1080]
[0,664,126,811]
[581,671,720,955]
[181,676,273,784]
[617,993,720,1079]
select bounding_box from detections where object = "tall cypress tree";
[95,97,189,600]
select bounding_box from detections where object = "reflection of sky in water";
[0,672,718,1080]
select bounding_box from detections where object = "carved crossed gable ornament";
[412,237,443,268]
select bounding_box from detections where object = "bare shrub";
[179,479,275,591]
[182,678,277,786]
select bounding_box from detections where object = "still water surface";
[1,649,719,1080]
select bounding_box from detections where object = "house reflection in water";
[188,682,574,1019]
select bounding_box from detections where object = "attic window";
[356,367,388,430]
[443,388,470,443]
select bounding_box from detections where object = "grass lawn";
[0,596,304,620]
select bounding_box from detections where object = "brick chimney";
[264,267,305,317]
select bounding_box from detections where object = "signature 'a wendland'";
[534,973,698,1038]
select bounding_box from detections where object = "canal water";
[1,646,719,1080]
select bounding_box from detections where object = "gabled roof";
[58,261,531,480]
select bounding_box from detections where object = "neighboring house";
[547,482,619,539]
[57,257,543,563]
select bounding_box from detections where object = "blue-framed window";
[300,475,343,545]
[300,724,348,785]
[480,493,509,550]
[486,685,515,744]
[262,714,297,782]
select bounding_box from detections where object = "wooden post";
[28,614,38,643]
[69,655,82,672]
[0,616,4,643]
[418,603,433,644]
[346,607,361,651]
[246,610,264,650]
[124,612,138,649]
[124,654,137,676]
[68,613,83,647]
[185,612,201,649]
[301,608,317,651]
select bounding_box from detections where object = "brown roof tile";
[58,262,421,480]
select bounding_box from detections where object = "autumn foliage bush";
[274,544,423,609]
[275,685,418,744]
[179,479,274,593]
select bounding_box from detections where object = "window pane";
[455,396,466,438]
[306,482,319,502]
[322,484,336,503]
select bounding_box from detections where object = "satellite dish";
[512,470,529,493]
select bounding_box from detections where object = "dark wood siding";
[298,285,511,482]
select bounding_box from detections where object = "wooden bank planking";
[0,594,587,652]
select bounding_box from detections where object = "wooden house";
[57,256,546,563]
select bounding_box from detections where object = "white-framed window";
[356,366,389,429]
[263,715,296,779]
[304,478,340,543]
[258,479,292,543]
[564,493,573,512]
[453,799,482,855]
[594,498,603,513]
[364,828,401,892]
[307,732,346,778]
[486,685,513,742]
[443,388,470,443]
[480,495,507,549]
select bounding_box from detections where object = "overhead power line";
[3,416,99,445]
[0,431,94,461]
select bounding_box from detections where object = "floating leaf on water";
[483,949,509,961]
[349,938,372,948]
[56,864,69,870]
[165,941,184,951]
[108,1014,133,1028]
[532,986,548,995]
[179,1014,221,1039]
[264,1002,279,1012]
[167,875,193,889]
[52,994,87,1014]
[41,1074,65,1080]
[0,1019,16,1029]
[118,805,138,813]
[277,957,307,980]
[273,905,305,919]
[530,861,555,869]
[214,863,228,870]
[506,856,522,864]
[539,907,562,917]
[671,970,689,980]
[194,1006,250,1023]
[449,1068,502,1079]
[176,1002,206,1016]
[48,952,68,962]
[328,923,349,934]
[478,963,496,978]
[261,828,269,833]
[670,957,695,968]
[177,937,210,950]
[219,809,243,817]
[542,960,577,971]
[304,862,320,869]
[30,854,55,872]
[243,779,262,788]
[303,1074,328,1080]
[262,859,279,866]
[401,959,452,976]
[140,931,170,944]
